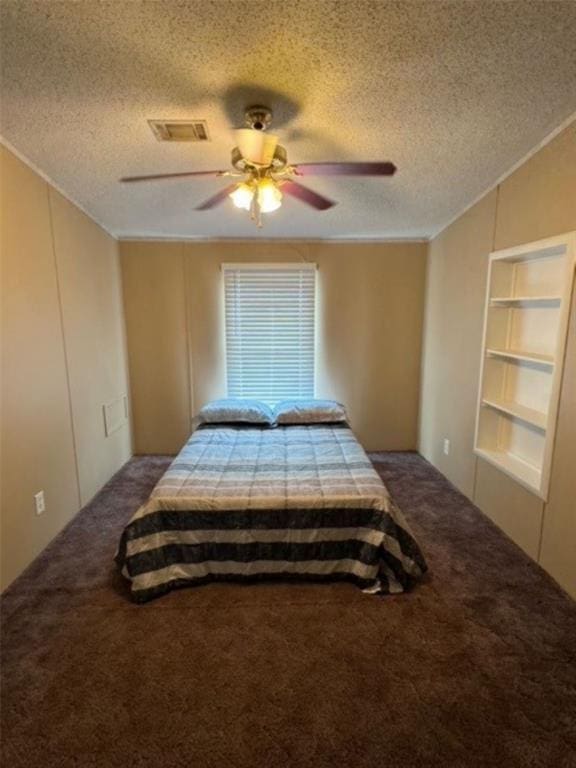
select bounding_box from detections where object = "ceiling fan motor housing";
[245,106,272,131]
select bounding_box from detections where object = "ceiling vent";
[148,119,210,142]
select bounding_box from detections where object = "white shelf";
[485,348,555,367]
[475,231,576,500]
[475,448,542,495]
[489,295,561,306]
[481,398,547,430]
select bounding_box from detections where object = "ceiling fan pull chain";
[256,198,263,228]
[250,191,262,228]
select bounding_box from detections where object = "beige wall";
[0,146,132,590]
[419,190,498,498]
[121,242,191,455]
[50,190,132,504]
[121,240,427,453]
[419,122,576,597]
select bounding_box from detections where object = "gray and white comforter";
[117,424,427,602]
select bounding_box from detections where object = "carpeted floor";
[1,453,575,768]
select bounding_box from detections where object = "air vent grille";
[148,120,210,142]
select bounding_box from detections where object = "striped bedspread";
[116,424,427,602]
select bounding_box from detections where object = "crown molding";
[0,135,116,239]
[431,111,576,240]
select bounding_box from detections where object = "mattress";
[116,424,427,602]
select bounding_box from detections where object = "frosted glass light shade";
[258,179,282,213]
[230,183,254,210]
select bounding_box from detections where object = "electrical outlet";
[443,438,450,456]
[34,491,45,516]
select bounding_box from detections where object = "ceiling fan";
[121,106,397,227]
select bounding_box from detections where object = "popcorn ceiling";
[1,0,574,239]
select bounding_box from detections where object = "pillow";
[198,399,274,426]
[273,399,347,425]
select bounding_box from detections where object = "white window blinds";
[223,263,316,404]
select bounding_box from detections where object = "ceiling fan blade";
[282,180,336,211]
[234,129,279,165]
[121,170,225,183]
[195,184,237,211]
[293,162,397,177]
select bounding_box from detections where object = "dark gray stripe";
[125,507,387,540]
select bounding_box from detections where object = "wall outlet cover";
[443,438,450,455]
[34,491,45,515]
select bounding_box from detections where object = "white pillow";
[273,399,347,425]
[198,399,274,426]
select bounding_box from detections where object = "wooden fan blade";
[293,162,396,177]
[282,180,336,211]
[195,184,237,211]
[121,170,225,183]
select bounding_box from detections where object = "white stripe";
[126,526,385,556]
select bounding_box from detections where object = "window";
[223,263,316,404]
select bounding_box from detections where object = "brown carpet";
[1,453,575,768]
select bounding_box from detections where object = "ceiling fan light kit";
[229,178,283,220]
[121,105,397,227]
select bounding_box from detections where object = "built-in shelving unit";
[474,232,576,499]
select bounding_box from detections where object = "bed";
[116,422,427,602]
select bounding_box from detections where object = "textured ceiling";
[1,0,575,240]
